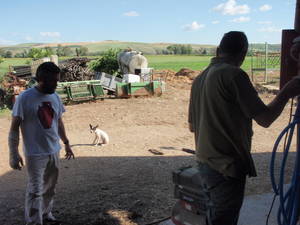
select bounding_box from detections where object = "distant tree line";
[0,44,218,58]
[154,45,217,56]
[166,44,193,54]
[0,45,90,59]
[0,43,281,58]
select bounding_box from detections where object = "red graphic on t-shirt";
[38,102,54,129]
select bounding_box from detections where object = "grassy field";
[0,55,255,80]
[148,55,252,71]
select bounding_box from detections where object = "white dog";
[89,124,109,146]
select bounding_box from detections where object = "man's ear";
[216,47,220,57]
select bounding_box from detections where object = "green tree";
[89,48,120,75]
[27,48,53,59]
[62,46,73,56]
[14,53,23,58]
[0,48,5,57]
[44,47,54,56]
[166,45,177,54]
[166,44,192,55]
[207,47,217,56]
[5,51,13,58]
[76,46,89,56]
[27,48,44,58]
[0,57,4,64]
[21,50,28,58]
[185,44,192,54]
[56,44,64,56]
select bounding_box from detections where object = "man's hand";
[281,75,300,99]
[9,153,24,170]
[8,116,23,170]
[64,144,75,160]
[189,123,194,133]
[58,118,74,160]
[255,75,300,128]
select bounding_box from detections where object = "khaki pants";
[25,152,59,225]
[197,162,246,225]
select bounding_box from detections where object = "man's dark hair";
[36,62,60,82]
[219,31,248,55]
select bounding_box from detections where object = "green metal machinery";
[28,78,165,103]
[115,81,165,98]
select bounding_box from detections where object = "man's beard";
[41,87,56,94]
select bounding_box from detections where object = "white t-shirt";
[12,87,65,156]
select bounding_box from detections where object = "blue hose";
[270,102,300,225]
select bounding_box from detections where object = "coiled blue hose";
[270,103,300,225]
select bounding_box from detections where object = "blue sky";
[0,0,296,45]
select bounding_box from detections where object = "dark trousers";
[197,163,246,225]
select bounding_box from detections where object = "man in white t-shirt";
[8,62,75,225]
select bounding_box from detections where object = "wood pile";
[1,73,27,109]
[59,57,94,82]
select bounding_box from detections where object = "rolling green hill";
[250,43,281,52]
[0,40,216,55]
[0,40,281,56]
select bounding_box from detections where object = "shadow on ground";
[0,152,296,225]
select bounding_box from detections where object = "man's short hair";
[36,62,60,82]
[219,31,248,55]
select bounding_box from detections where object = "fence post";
[251,49,254,82]
[264,42,268,83]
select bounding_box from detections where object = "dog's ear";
[89,124,92,129]
[95,125,99,129]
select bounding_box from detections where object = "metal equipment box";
[55,85,71,102]
[172,166,207,212]
[95,72,122,91]
[89,84,104,98]
[115,81,165,98]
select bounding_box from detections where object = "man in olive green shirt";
[188,31,300,225]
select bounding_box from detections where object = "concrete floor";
[238,191,279,225]
[159,190,283,225]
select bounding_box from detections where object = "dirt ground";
[0,71,297,225]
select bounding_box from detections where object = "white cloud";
[230,16,250,23]
[24,36,33,41]
[123,11,139,17]
[259,4,272,12]
[182,21,205,31]
[212,20,220,24]
[39,32,61,38]
[258,21,272,25]
[259,27,281,33]
[213,0,250,15]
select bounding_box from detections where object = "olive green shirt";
[189,57,268,178]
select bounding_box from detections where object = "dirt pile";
[175,68,200,80]
[153,68,200,85]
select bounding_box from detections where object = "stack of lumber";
[11,65,32,79]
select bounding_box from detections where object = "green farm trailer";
[115,81,165,98]
[56,80,105,102]
[28,78,165,103]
